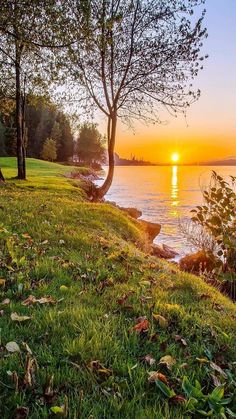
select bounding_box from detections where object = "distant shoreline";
[110,163,236,167]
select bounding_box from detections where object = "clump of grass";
[0,158,236,418]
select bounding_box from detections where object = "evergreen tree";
[76,123,104,165]
[41,138,57,162]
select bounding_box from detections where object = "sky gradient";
[113,0,236,164]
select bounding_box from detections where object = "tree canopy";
[63,0,207,198]
[76,122,104,165]
[0,96,74,162]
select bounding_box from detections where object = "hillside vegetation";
[0,158,236,418]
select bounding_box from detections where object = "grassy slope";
[0,158,235,418]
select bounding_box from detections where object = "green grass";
[0,158,236,418]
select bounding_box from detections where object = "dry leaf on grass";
[141,354,156,366]
[174,335,187,347]
[23,355,38,387]
[159,355,176,370]
[152,313,168,328]
[22,295,56,306]
[148,371,169,385]
[1,298,10,305]
[132,318,149,333]
[6,341,21,353]
[22,342,32,355]
[11,313,31,322]
[210,362,227,379]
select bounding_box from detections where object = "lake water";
[97,166,236,258]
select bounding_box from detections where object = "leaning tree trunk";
[0,168,5,182]
[15,42,25,180]
[96,115,117,199]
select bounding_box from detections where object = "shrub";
[190,171,236,273]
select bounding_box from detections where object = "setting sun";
[171,152,180,163]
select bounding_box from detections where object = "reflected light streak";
[171,165,179,214]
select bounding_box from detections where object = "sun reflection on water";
[171,165,179,216]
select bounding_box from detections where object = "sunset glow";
[171,153,180,163]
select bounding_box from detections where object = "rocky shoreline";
[107,202,180,260]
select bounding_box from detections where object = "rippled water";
[97,166,236,257]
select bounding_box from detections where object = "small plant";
[191,171,236,273]
[155,376,236,418]
[182,377,234,417]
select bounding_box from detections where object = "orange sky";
[111,1,236,165]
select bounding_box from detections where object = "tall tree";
[0,0,75,178]
[66,0,207,199]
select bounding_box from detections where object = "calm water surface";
[97,166,236,257]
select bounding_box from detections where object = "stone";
[151,243,178,259]
[120,207,142,219]
[179,251,216,274]
[138,220,161,242]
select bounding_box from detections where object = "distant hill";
[198,157,236,166]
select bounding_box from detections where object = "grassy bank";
[0,158,236,418]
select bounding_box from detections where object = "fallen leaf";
[132,318,149,333]
[141,354,156,366]
[174,335,187,347]
[159,355,176,370]
[148,371,169,385]
[152,313,168,328]
[211,373,222,387]
[21,295,37,306]
[6,341,21,353]
[196,357,209,364]
[22,295,56,306]
[37,296,56,304]
[44,375,57,404]
[0,278,6,287]
[1,298,10,305]
[210,362,227,379]
[14,406,29,419]
[11,312,31,322]
[23,355,38,387]
[22,342,32,355]
[41,240,48,245]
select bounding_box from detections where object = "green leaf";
[226,408,236,418]
[210,386,224,402]
[196,410,214,417]
[50,406,64,414]
[182,376,205,400]
[155,379,176,398]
